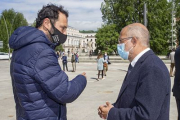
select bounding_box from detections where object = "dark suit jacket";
[108,50,171,120]
[173,46,180,99]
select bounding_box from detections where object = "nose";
[63,30,67,35]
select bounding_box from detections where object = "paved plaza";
[0,60,177,120]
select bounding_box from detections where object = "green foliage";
[0,9,28,52]
[95,24,119,55]
[79,30,97,33]
[31,20,36,27]
[55,44,64,52]
[175,0,180,44]
[147,0,172,54]
[100,0,180,55]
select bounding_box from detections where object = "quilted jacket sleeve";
[34,48,87,104]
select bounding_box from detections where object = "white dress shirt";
[131,48,150,67]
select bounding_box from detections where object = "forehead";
[55,12,67,25]
[119,27,128,38]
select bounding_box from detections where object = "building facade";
[63,26,96,55]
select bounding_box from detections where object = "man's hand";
[81,72,87,79]
[98,102,114,119]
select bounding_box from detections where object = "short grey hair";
[126,25,150,47]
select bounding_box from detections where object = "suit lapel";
[116,50,154,100]
[118,62,141,97]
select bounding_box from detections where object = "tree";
[31,20,36,27]
[174,0,180,44]
[0,9,28,52]
[147,0,172,54]
[100,0,177,55]
[55,44,64,52]
[95,24,119,54]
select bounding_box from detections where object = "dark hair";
[97,53,102,59]
[35,4,68,28]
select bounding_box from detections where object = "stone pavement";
[0,60,177,120]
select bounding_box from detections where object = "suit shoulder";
[140,54,169,78]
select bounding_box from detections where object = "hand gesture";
[81,72,87,79]
[98,102,114,119]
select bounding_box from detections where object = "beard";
[45,26,54,42]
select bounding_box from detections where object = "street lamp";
[171,0,174,49]
[144,3,147,27]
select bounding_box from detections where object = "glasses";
[118,37,133,43]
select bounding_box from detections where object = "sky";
[0,0,104,31]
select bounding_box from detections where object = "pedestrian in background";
[71,53,76,72]
[68,49,70,57]
[169,48,175,77]
[172,29,180,120]
[56,51,60,60]
[89,50,92,57]
[75,53,79,63]
[97,53,104,80]
[61,53,68,71]
[103,52,109,76]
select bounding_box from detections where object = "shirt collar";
[131,48,150,67]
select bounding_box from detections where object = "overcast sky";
[0,0,104,30]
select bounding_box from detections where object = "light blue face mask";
[117,39,133,60]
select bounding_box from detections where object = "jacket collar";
[131,48,150,67]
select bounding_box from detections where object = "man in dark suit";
[98,23,171,120]
[172,29,180,120]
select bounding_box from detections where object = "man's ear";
[132,37,137,47]
[42,18,51,31]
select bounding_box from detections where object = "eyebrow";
[60,25,67,28]
[119,37,132,41]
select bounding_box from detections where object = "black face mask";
[48,21,67,46]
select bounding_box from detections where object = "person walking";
[75,53,79,63]
[61,53,68,71]
[71,53,76,72]
[9,4,87,120]
[97,53,104,80]
[98,23,170,120]
[68,49,70,57]
[89,50,92,57]
[56,50,60,60]
[172,29,180,120]
[169,48,175,77]
[103,52,109,76]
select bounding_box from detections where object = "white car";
[0,52,11,60]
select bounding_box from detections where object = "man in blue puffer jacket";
[9,4,87,120]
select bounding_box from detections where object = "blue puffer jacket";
[9,26,87,120]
